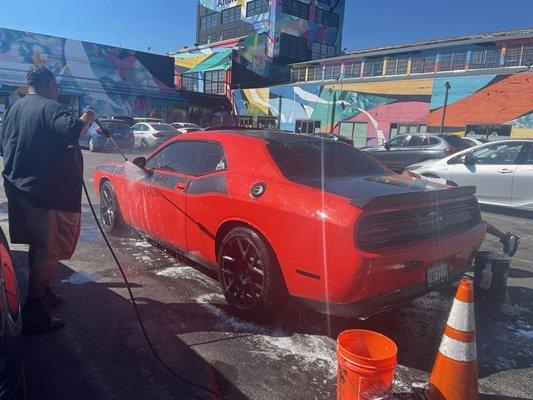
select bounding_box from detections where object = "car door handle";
[175,181,189,190]
[497,168,514,174]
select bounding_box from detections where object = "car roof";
[171,128,345,146]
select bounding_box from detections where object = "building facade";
[172,0,346,97]
[232,29,533,146]
[0,27,184,123]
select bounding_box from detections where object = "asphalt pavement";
[1,148,531,400]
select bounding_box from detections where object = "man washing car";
[0,65,96,334]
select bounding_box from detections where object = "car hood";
[298,173,450,206]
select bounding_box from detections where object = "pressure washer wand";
[93,117,129,162]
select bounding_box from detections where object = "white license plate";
[427,262,449,286]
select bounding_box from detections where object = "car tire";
[140,138,149,149]
[99,181,126,235]
[218,227,288,320]
[88,137,99,152]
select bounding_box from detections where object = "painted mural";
[232,71,533,145]
[0,28,182,118]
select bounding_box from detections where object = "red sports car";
[93,129,486,319]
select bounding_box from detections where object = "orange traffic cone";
[415,277,478,400]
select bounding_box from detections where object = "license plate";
[427,262,449,286]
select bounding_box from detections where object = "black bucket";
[473,251,510,297]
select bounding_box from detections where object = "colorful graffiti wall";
[0,27,183,119]
[232,71,533,145]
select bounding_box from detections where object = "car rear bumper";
[105,137,134,149]
[295,263,469,318]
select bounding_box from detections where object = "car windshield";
[267,140,390,181]
[150,123,176,131]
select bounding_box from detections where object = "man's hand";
[80,109,96,125]
[79,109,97,139]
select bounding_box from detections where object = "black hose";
[81,179,225,400]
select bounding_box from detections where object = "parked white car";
[170,122,203,133]
[130,122,180,149]
[408,140,533,210]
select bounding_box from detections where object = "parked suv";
[79,119,134,152]
[362,134,471,172]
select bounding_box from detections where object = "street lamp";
[439,81,451,134]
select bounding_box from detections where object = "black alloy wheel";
[218,227,287,319]
[140,138,149,149]
[99,181,125,234]
[88,137,96,152]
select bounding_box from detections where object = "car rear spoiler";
[350,185,477,210]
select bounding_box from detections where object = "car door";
[451,141,525,205]
[512,142,533,210]
[397,134,428,169]
[143,141,208,251]
[131,123,146,147]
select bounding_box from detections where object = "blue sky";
[0,0,531,54]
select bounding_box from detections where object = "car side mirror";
[132,156,147,169]
[463,153,475,165]
[384,141,390,150]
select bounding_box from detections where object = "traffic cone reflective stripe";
[425,278,478,400]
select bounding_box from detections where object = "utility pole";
[439,81,451,134]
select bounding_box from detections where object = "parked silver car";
[409,140,533,210]
[131,122,180,149]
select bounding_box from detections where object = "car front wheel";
[99,181,125,235]
[218,227,287,320]
[88,137,99,152]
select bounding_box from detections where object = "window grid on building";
[282,0,309,19]
[323,64,341,80]
[200,13,219,29]
[237,116,254,127]
[279,33,308,61]
[363,58,384,77]
[470,46,501,69]
[311,42,336,60]
[522,44,533,66]
[221,5,241,24]
[385,56,408,75]
[291,66,307,82]
[204,70,226,94]
[246,0,269,17]
[410,54,436,73]
[344,61,362,78]
[504,44,523,67]
[182,74,198,92]
[315,8,339,29]
[307,66,321,81]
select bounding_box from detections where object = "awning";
[187,49,233,73]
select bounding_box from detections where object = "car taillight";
[152,132,164,138]
[444,147,458,155]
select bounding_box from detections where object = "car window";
[471,142,525,165]
[146,141,208,175]
[519,143,533,165]
[444,135,471,149]
[150,123,176,131]
[388,135,409,147]
[267,140,390,181]
[102,121,129,130]
[197,143,226,175]
[428,137,441,145]
[407,135,425,147]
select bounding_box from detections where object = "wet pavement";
[1,149,531,400]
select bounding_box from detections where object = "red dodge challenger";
[93,129,486,319]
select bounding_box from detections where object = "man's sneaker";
[42,287,64,310]
[501,232,520,257]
